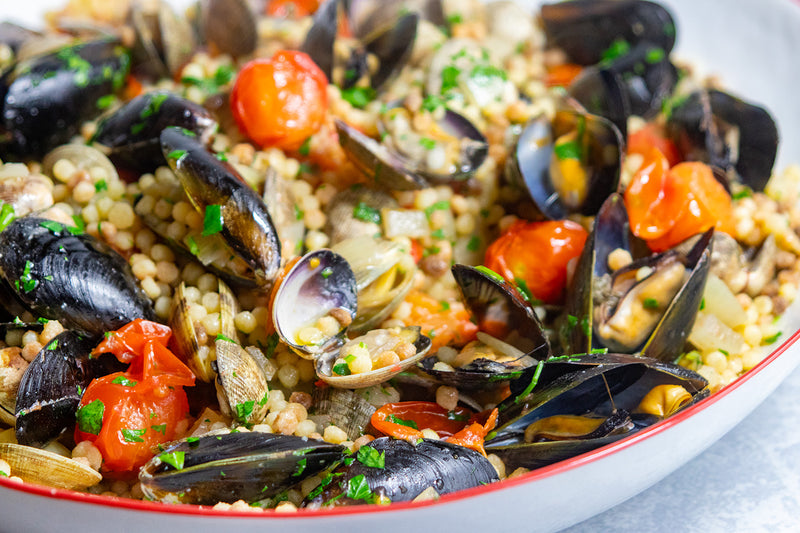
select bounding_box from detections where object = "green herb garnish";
[202,204,223,236]
[76,399,104,435]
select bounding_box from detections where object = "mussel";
[14,330,125,447]
[506,109,623,220]
[0,39,131,159]
[92,91,218,173]
[160,127,282,286]
[541,0,676,66]
[666,89,779,191]
[196,0,257,58]
[419,264,549,389]
[562,194,712,362]
[128,0,196,79]
[0,216,155,336]
[304,436,499,507]
[140,431,345,505]
[485,352,708,470]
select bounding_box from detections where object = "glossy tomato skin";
[75,319,195,473]
[265,0,320,17]
[75,372,189,473]
[624,147,735,252]
[484,220,589,305]
[230,50,328,151]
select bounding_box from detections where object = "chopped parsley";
[466,235,481,252]
[422,94,446,112]
[186,235,199,256]
[293,457,307,476]
[732,187,753,200]
[215,333,237,344]
[47,338,58,350]
[215,152,228,162]
[299,137,312,156]
[642,298,659,310]
[763,331,782,344]
[202,204,223,236]
[39,219,63,233]
[645,47,666,64]
[17,260,38,293]
[121,428,146,443]
[346,474,375,503]
[440,65,461,94]
[419,137,437,150]
[341,87,376,109]
[321,267,333,279]
[514,277,533,303]
[76,399,104,435]
[333,362,351,376]
[0,202,14,232]
[352,202,382,224]
[356,446,385,468]
[96,94,115,110]
[514,360,544,404]
[94,179,108,193]
[168,149,187,160]
[600,38,631,64]
[388,414,418,429]
[112,376,138,387]
[159,451,185,470]
[151,423,167,435]
[439,301,450,311]
[475,265,505,283]
[235,400,256,420]
[446,410,469,421]
[554,140,582,161]
[424,200,450,219]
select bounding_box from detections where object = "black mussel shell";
[140,432,345,505]
[92,91,217,173]
[160,127,282,285]
[0,217,155,336]
[541,0,676,66]
[15,330,125,447]
[0,39,131,159]
[507,109,623,219]
[667,89,778,191]
[304,437,499,507]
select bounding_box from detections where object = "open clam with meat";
[0,0,798,514]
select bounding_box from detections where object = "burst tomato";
[230,50,328,151]
[484,220,588,305]
[74,319,195,473]
[624,147,735,252]
[265,0,320,17]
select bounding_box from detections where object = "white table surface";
[563,362,800,532]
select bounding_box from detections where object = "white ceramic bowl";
[1,1,799,531]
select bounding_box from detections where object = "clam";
[310,387,377,441]
[0,443,101,490]
[42,144,119,185]
[331,236,417,332]
[318,325,431,388]
[0,217,155,336]
[666,89,779,191]
[160,127,282,286]
[323,185,399,245]
[541,0,676,66]
[419,264,549,389]
[506,109,623,220]
[139,432,345,505]
[485,353,708,470]
[271,249,358,357]
[92,91,218,173]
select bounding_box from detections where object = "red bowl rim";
[2,326,799,520]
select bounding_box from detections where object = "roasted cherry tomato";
[75,319,195,473]
[266,0,320,17]
[624,147,735,252]
[545,63,583,88]
[230,50,328,151]
[627,122,681,167]
[403,290,478,351]
[484,220,588,305]
[370,402,498,456]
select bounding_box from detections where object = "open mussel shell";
[419,264,549,389]
[506,109,623,220]
[272,249,358,357]
[140,432,345,505]
[317,326,431,388]
[569,41,679,135]
[541,0,676,66]
[0,217,155,336]
[92,91,218,173]
[129,0,197,79]
[486,353,708,470]
[666,89,778,191]
[0,443,101,490]
[304,437,498,507]
[379,102,489,185]
[197,0,257,58]
[160,127,282,286]
[331,236,417,332]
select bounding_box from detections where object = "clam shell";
[0,443,101,490]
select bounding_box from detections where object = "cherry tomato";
[230,50,328,151]
[545,63,583,88]
[624,147,735,252]
[627,123,681,167]
[484,220,588,305]
[403,290,478,351]
[75,319,195,473]
[266,0,320,17]
[370,402,498,456]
